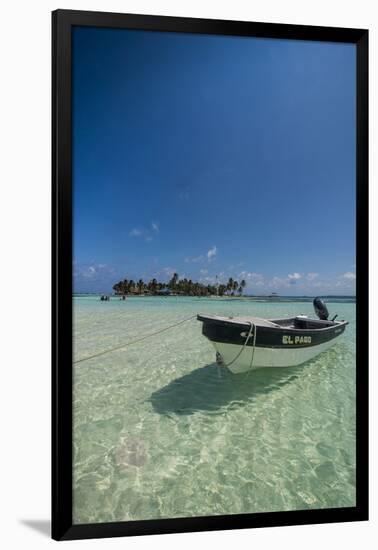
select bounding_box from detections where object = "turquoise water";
[73,296,356,524]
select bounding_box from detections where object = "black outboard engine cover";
[313,297,329,320]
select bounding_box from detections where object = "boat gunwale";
[197,314,349,333]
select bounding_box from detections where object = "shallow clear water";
[73,296,356,524]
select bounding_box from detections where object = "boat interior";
[198,314,343,331]
[270,317,339,330]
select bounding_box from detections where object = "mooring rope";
[73,314,197,365]
[222,321,255,368]
[248,324,258,371]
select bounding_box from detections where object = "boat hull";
[198,314,348,374]
[213,339,339,374]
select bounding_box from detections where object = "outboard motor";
[313,297,329,320]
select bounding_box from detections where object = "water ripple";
[73,297,356,523]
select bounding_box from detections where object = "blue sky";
[73,27,356,295]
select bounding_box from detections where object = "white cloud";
[129,221,160,241]
[186,269,355,295]
[342,272,356,280]
[270,276,289,289]
[129,228,142,237]
[228,262,244,270]
[73,262,115,282]
[207,246,217,260]
[201,269,353,294]
[238,271,265,287]
[150,266,178,282]
[185,255,204,263]
[185,246,217,264]
[178,190,189,201]
[158,266,177,279]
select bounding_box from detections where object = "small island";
[113,273,246,297]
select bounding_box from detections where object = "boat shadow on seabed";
[149,343,346,417]
[149,361,308,417]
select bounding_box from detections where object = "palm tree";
[168,272,179,290]
[240,279,246,295]
[227,277,234,295]
[137,279,144,294]
[113,282,121,295]
[233,280,239,295]
[121,279,129,294]
[151,278,157,293]
[111,274,236,297]
[218,284,226,296]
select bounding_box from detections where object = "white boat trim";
[213,339,339,374]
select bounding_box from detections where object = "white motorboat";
[197,298,348,374]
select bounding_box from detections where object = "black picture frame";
[52,9,369,541]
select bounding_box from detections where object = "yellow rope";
[73,315,197,365]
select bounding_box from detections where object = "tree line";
[112,273,246,297]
